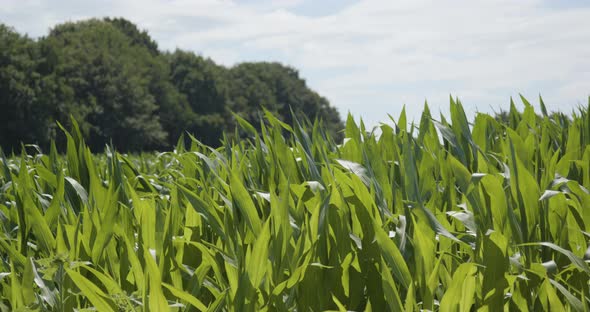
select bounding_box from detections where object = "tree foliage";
[0,18,344,152]
[167,50,229,146]
[0,24,50,151]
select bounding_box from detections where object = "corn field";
[1,97,590,311]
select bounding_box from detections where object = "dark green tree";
[41,19,167,151]
[0,24,51,152]
[105,17,159,56]
[228,62,343,140]
[105,18,194,148]
[0,19,345,151]
[167,50,229,146]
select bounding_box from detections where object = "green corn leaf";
[519,242,590,275]
[66,269,115,312]
[162,282,207,311]
[374,224,412,289]
[229,170,262,235]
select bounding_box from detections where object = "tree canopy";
[0,18,344,152]
[0,25,49,150]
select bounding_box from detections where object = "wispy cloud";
[2,0,589,126]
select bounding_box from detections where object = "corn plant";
[0,96,589,311]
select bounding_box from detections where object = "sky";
[2,0,589,127]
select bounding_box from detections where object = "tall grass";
[1,97,589,311]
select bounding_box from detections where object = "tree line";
[0,18,344,152]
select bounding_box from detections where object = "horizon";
[2,0,589,127]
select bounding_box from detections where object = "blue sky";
[2,0,589,126]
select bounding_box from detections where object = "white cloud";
[1,0,589,125]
